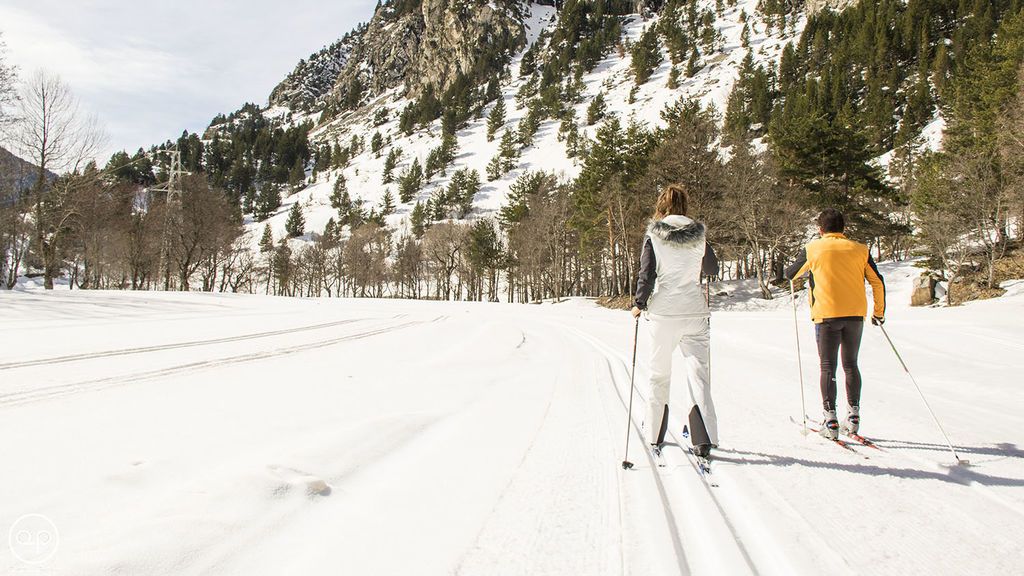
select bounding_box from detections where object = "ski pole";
[705,278,712,383]
[790,281,808,435]
[621,316,640,470]
[878,324,969,466]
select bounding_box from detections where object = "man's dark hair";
[817,208,845,233]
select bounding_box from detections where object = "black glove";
[871,316,885,326]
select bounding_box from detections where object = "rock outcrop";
[270,27,366,111]
[270,0,526,112]
[804,0,859,15]
[911,271,943,306]
[407,0,526,96]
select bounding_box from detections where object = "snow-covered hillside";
[251,0,806,249]
[2,261,1022,574]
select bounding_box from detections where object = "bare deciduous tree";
[0,33,17,133]
[721,143,808,299]
[10,71,105,288]
[424,222,467,300]
[345,223,390,297]
[167,175,239,291]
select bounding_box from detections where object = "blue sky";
[0,0,376,161]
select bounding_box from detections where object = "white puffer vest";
[646,215,709,318]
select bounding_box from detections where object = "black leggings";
[815,318,864,411]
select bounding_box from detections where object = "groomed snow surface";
[2,260,1022,575]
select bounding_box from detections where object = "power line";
[152,148,186,289]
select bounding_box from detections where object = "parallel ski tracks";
[0,316,443,408]
[559,324,760,576]
[0,317,374,371]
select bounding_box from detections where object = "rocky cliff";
[804,0,858,14]
[269,26,366,111]
[271,0,527,112]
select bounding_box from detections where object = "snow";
[245,1,807,244]
[921,114,946,152]
[2,259,1022,574]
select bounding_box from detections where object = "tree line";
[2,2,1022,304]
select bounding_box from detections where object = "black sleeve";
[701,242,718,277]
[634,238,656,310]
[783,249,808,281]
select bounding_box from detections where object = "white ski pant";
[645,315,718,446]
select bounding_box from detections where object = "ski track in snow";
[2,261,1023,575]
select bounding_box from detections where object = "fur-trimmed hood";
[646,215,705,247]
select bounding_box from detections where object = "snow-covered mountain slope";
[269,28,364,112]
[1,260,1021,574]
[249,0,807,249]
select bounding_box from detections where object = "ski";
[687,447,717,484]
[802,414,883,452]
[681,427,718,486]
[790,416,868,459]
[844,432,883,451]
[652,444,667,467]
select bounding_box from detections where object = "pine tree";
[570,116,627,259]
[575,117,626,200]
[439,132,458,171]
[399,102,416,134]
[379,189,396,217]
[259,224,274,253]
[348,200,366,228]
[466,220,502,295]
[499,171,552,227]
[686,47,701,77]
[410,201,428,238]
[383,148,401,184]
[932,42,951,103]
[518,102,542,147]
[425,147,443,180]
[255,182,282,221]
[631,24,663,85]
[659,0,689,64]
[771,112,892,235]
[565,121,582,158]
[371,131,384,156]
[486,154,504,181]
[458,169,481,217]
[288,159,306,191]
[667,66,681,89]
[285,202,305,237]
[322,218,339,245]
[587,91,607,125]
[398,158,424,203]
[487,98,506,142]
[330,175,349,211]
[498,129,520,172]
[485,77,501,102]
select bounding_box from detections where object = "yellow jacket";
[786,233,886,323]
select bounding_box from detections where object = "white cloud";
[0,0,375,162]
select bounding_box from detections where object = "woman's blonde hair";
[653,183,689,219]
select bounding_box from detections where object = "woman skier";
[632,184,719,458]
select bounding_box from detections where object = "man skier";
[632,184,720,458]
[785,208,886,439]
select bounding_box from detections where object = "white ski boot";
[840,406,860,435]
[820,409,839,440]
